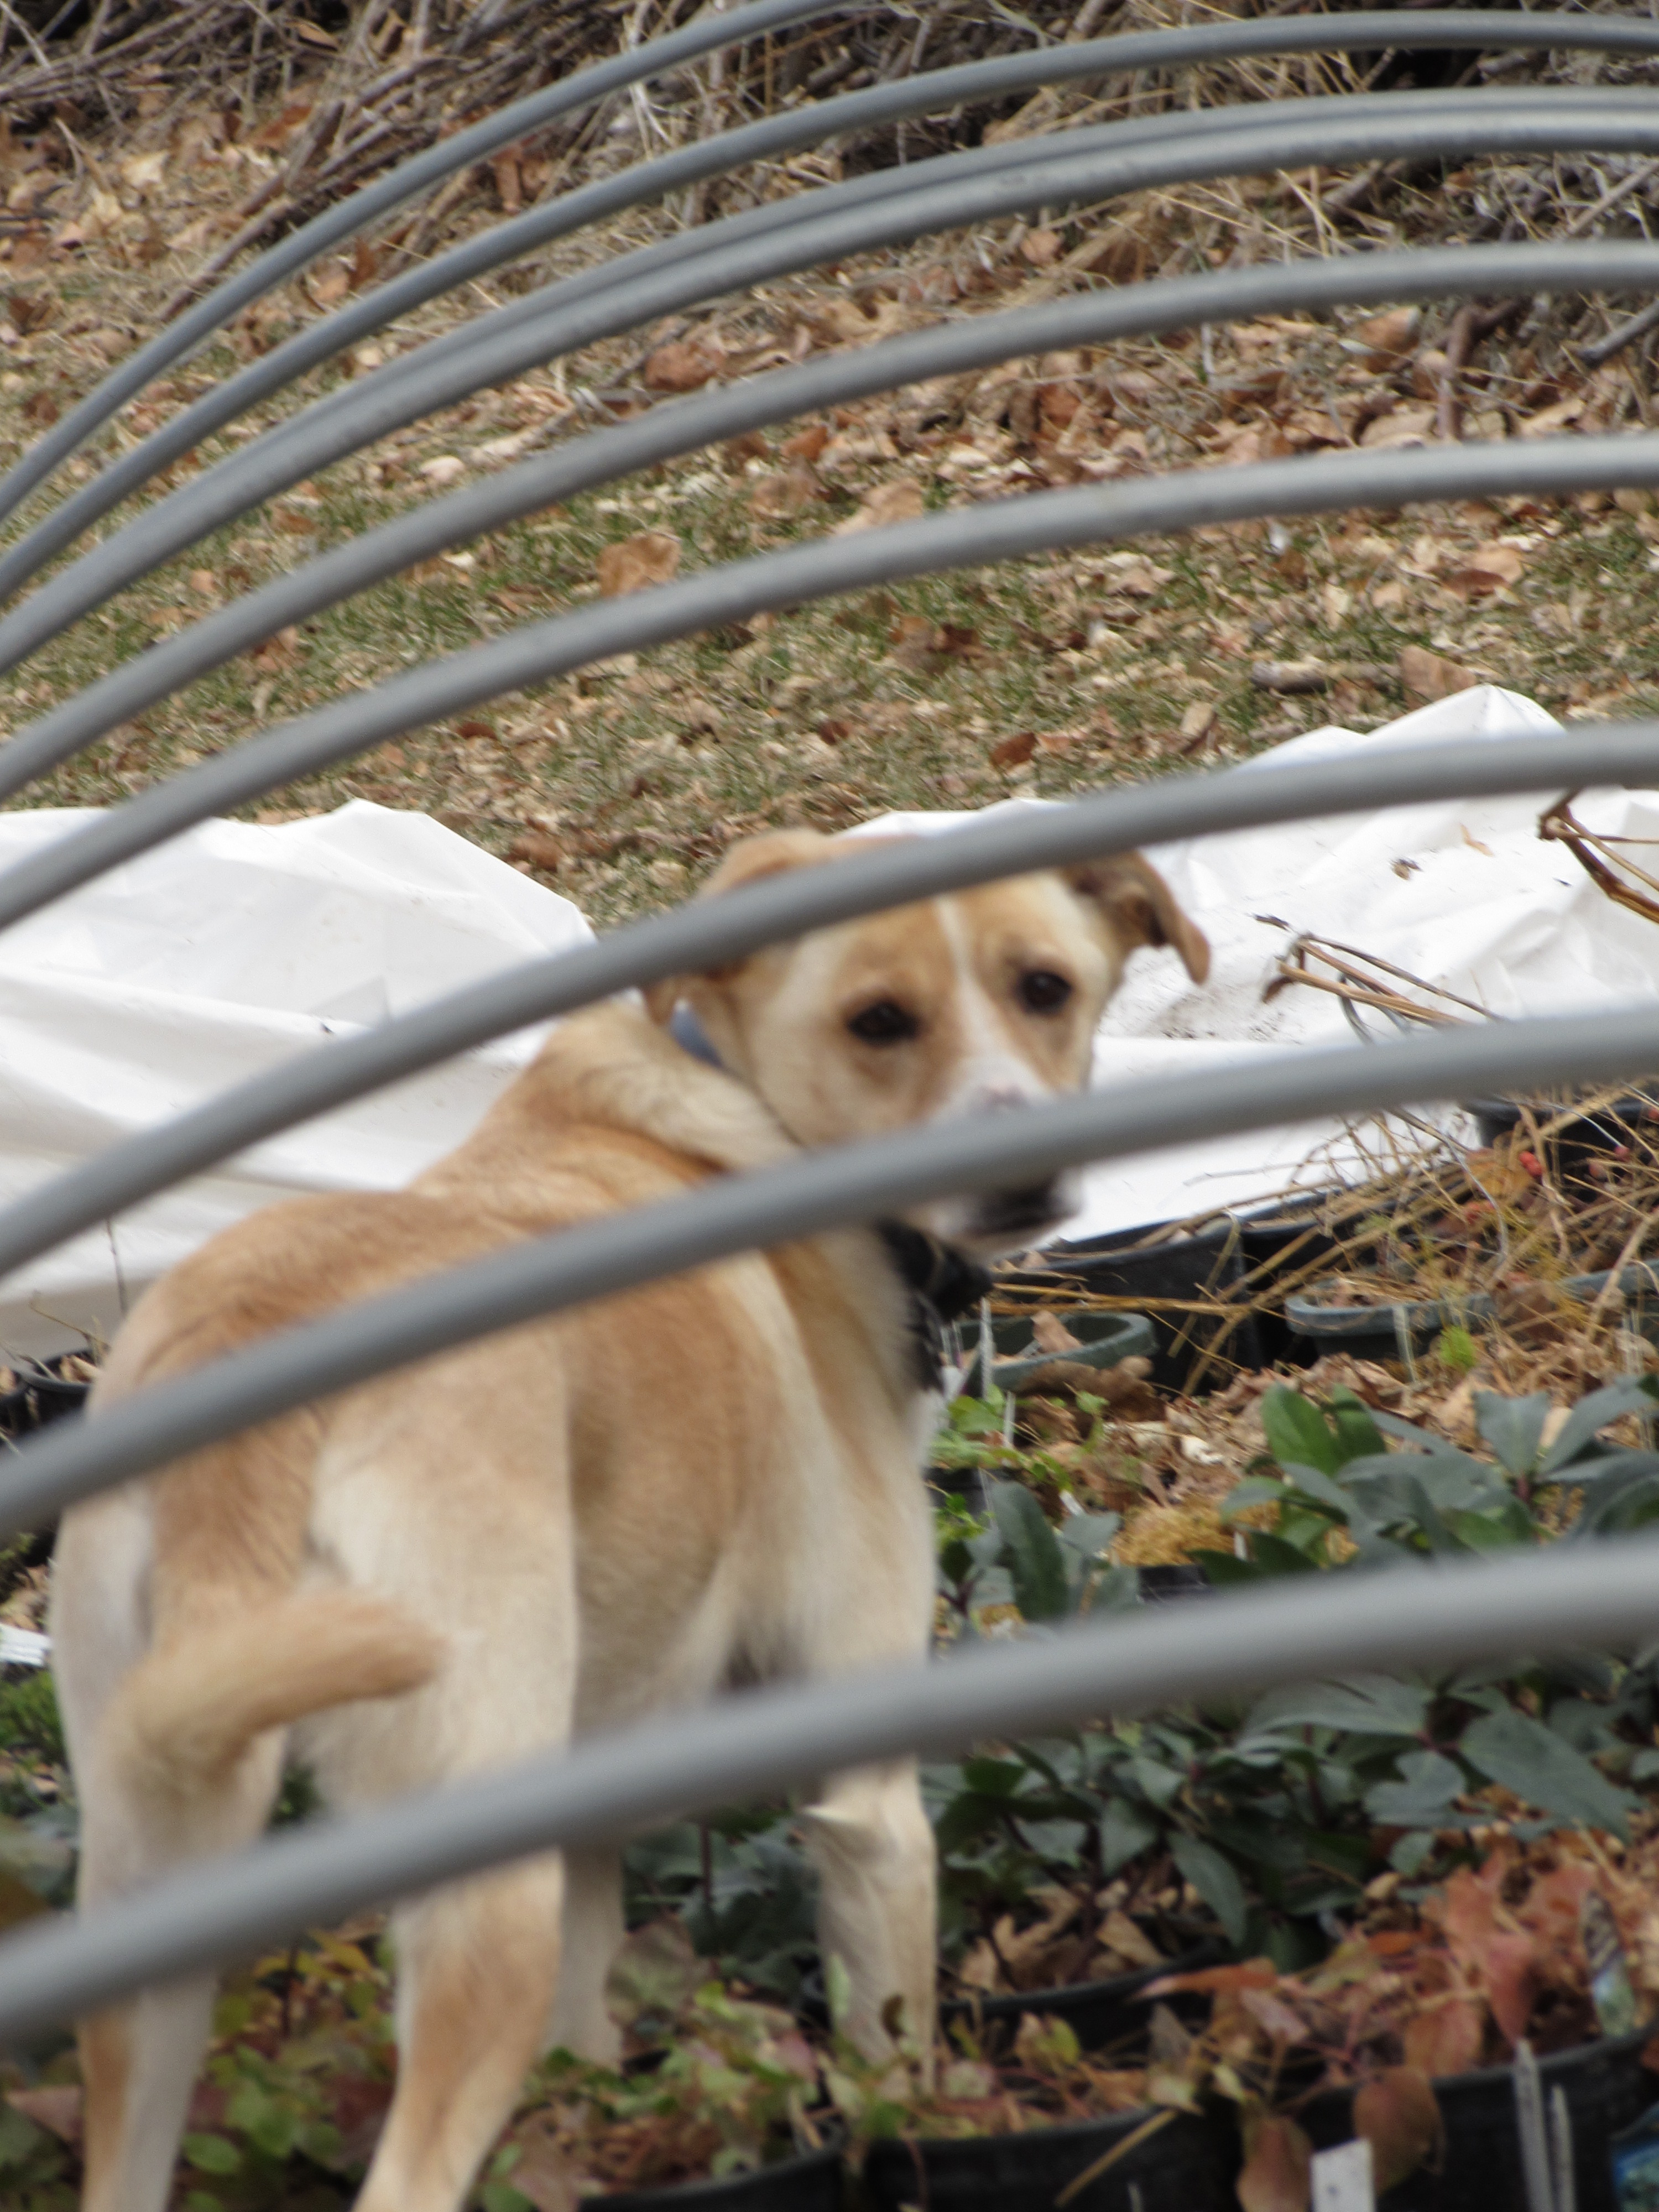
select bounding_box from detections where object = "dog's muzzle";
[972,1178,1072,1242]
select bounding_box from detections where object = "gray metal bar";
[3,431,1659,941]
[7,994,1659,1540]
[2,1512,1658,2044]
[11,237,1659,801]
[2,13,1649,603]
[1,85,1647,686]
[5,717,1659,1294]
[0,0,858,533]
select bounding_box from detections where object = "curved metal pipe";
[2,431,1659,943]
[8,237,1659,802]
[1,10,1650,600]
[3,1527,1658,2045]
[0,0,855,534]
[5,782,1659,1537]
[0,84,1648,685]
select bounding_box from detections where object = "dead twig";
[1540,792,1659,929]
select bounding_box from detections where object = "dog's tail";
[106,1591,441,1798]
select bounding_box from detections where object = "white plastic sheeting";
[861,685,1659,1241]
[0,684,1650,1357]
[0,804,589,1358]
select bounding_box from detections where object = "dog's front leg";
[547,1844,626,2063]
[800,1758,936,2074]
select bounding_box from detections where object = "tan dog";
[50,828,1207,2212]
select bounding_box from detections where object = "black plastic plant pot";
[580,2143,844,2211]
[1299,2027,1656,2212]
[1015,1224,1265,1393]
[944,1939,1228,2052]
[861,2102,1236,2212]
[0,1357,90,1441]
[954,1307,1157,1393]
[1285,1261,1659,1363]
[1467,1093,1659,1163]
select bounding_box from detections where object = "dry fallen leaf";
[1095,1909,1164,1970]
[1030,1310,1083,1355]
[1237,2112,1312,2212]
[989,729,1036,771]
[1444,541,1525,598]
[1099,555,1174,600]
[1399,644,1478,703]
[305,260,351,309]
[748,463,819,520]
[1250,660,1328,695]
[187,569,217,598]
[249,626,300,671]
[887,614,941,669]
[1019,226,1061,266]
[1358,404,1437,450]
[597,530,681,597]
[419,455,467,488]
[833,476,927,535]
[781,422,830,463]
[1178,700,1219,752]
[120,149,167,194]
[1352,305,1421,368]
[509,830,565,871]
[4,2083,82,2149]
[1354,2068,1442,2194]
[643,335,724,392]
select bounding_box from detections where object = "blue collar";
[669,1001,724,1068]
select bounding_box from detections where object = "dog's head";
[645,828,1208,1259]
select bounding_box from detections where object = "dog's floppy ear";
[1064,852,1210,983]
[643,829,836,1022]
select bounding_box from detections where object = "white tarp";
[0,803,590,1358]
[0,683,1652,1356]
[859,685,1659,1242]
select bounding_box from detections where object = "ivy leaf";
[989,1481,1068,1622]
[1100,1796,1161,1877]
[1058,1510,1121,1562]
[1169,1833,1248,1945]
[960,1756,1025,1797]
[1260,1387,1340,1476]
[1460,1709,1634,1838]
[1276,1460,1353,1519]
[1364,1750,1467,1829]
[1474,1392,1552,1479]
[1220,1478,1289,1522]
[1245,1676,1428,1740]
[182,2133,244,2176]
[1540,1380,1658,1475]
[1193,1547,1261,1587]
[1327,1386,1387,1465]
[1246,1531,1321,1577]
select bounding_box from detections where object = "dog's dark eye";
[847,1000,919,1045]
[1019,970,1073,1014]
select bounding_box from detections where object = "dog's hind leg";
[50,1485,279,2212]
[72,1722,287,2212]
[308,1416,578,2212]
[353,1853,567,2212]
[801,1758,937,2064]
